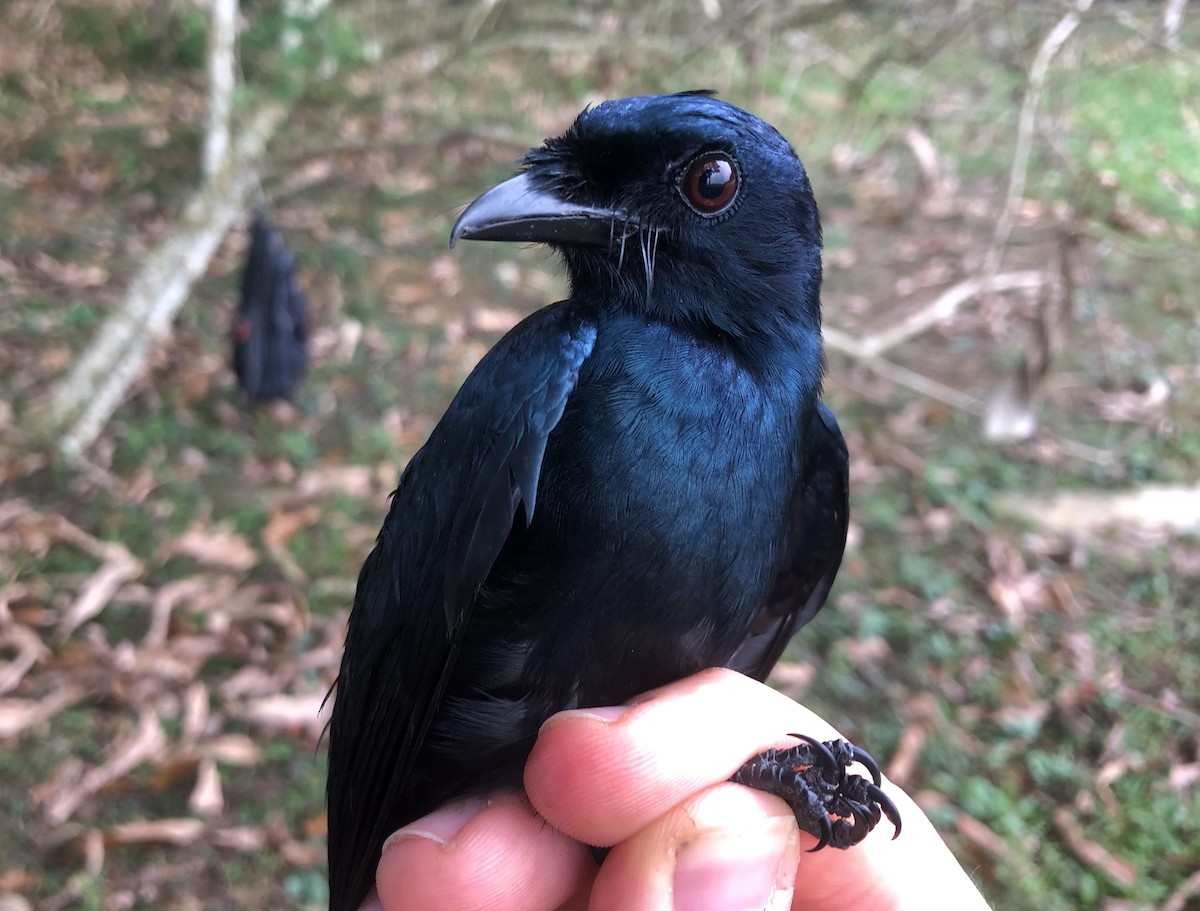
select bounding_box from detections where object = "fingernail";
[539,704,632,733]
[672,819,798,911]
[381,796,488,853]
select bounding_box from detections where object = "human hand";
[363,667,993,911]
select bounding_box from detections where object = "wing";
[727,402,849,681]
[326,301,596,911]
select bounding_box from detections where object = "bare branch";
[984,0,1094,277]
[203,0,238,179]
[824,271,1050,360]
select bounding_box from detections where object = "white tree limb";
[1162,0,1188,49]
[46,99,287,459]
[203,0,238,179]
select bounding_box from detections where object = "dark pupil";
[698,160,731,199]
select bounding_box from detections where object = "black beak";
[450,171,635,248]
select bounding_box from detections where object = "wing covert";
[727,402,850,680]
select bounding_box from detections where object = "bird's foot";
[730,733,901,850]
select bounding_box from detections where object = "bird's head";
[452,93,823,342]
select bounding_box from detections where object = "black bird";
[232,212,309,401]
[326,92,897,911]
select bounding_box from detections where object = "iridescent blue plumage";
[326,94,881,911]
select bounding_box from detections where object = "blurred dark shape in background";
[233,212,309,401]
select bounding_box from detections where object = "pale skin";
[360,668,994,911]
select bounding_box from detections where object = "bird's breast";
[530,319,813,650]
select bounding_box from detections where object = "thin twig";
[984,0,1094,278]
[824,271,1050,361]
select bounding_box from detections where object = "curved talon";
[866,783,903,838]
[850,744,883,786]
[807,812,832,852]
[787,732,838,773]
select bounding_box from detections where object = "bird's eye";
[679,153,739,216]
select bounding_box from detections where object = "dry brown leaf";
[0,686,86,739]
[888,694,939,785]
[82,829,104,876]
[1162,868,1200,911]
[42,711,168,825]
[31,757,86,813]
[181,682,209,747]
[167,525,258,571]
[303,811,327,838]
[107,818,205,846]
[210,827,266,852]
[472,307,523,333]
[201,734,262,766]
[281,837,324,867]
[955,810,1007,855]
[0,623,47,694]
[218,666,278,700]
[263,505,321,584]
[294,465,374,499]
[188,757,223,817]
[1095,759,1127,816]
[0,868,37,891]
[144,576,225,649]
[238,692,326,737]
[1052,807,1137,888]
[148,756,201,793]
[59,550,143,638]
[766,661,813,694]
[31,252,107,288]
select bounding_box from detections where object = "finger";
[375,793,595,911]
[525,667,847,845]
[589,782,800,911]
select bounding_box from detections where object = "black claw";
[732,735,902,852]
[787,732,837,773]
[867,783,903,838]
[808,812,832,851]
[850,744,883,786]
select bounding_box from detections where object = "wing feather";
[727,402,850,680]
[326,302,595,911]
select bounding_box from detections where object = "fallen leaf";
[188,757,223,817]
[238,692,326,737]
[0,686,86,739]
[42,711,168,825]
[31,252,107,288]
[263,505,320,583]
[0,623,47,694]
[1052,807,1137,888]
[201,735,261,766]
[107,818,205,846]
[59,550,143,639]
[167,525,258,571]
[210,826,266,852]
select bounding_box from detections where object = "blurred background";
[1,0,1197,908]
